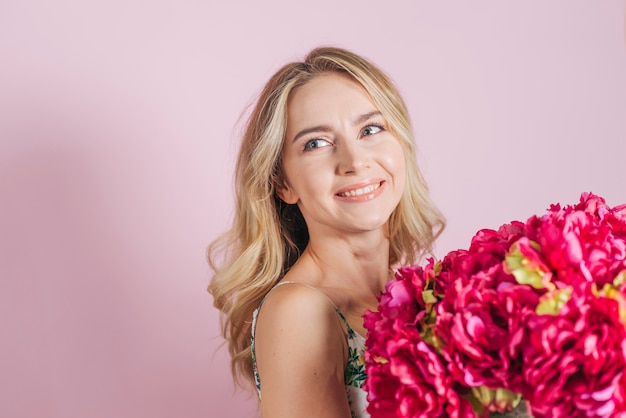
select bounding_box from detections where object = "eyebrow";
[291,111,383,143]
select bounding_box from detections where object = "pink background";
[1,1,625,417]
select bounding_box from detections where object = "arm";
[254,284,351,418]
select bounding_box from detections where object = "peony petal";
[464,369,483,387]
[592,399,615,417]
[584,334,598,356]
[563,230,584,264]
[466,315,485,340]
[385,280,412,307]
[591,385,615,402]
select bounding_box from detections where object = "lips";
[336,180,384,198]
[337,182,381,197]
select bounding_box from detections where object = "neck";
[302,229,392,296]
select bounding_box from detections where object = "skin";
[254,73,406,417]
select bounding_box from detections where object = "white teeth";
[339,183,381,197]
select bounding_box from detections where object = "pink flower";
[435,277,538,393]
[436,249,469,294]
[450,223,526,285]
[527,204,626,290]
[365,263,477,417]
[605,204,626,238]
[386,263,435,310]
[576,191,612,220]
[365,192,626,417]
[521,292,626,417]
[373,264,433,334]
[365,327,476,418]
[504,237,553,290]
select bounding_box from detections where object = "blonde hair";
[207,46,445,389]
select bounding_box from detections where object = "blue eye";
[362,125,384,136]
[303,138,331,151]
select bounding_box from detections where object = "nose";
[336,139,369,176]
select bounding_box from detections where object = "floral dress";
[251,282,370,418]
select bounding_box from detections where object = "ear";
[276,182,299,205]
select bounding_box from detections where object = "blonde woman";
[208,46,445,418]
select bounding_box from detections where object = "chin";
[352,217,391,232]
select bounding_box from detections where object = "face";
[278,73,406,238]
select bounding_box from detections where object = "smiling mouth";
[337,182,382,197]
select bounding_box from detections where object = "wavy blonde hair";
[208,46,445,389]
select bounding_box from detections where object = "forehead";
[286,73,378,130]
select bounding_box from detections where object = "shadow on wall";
[0,142,145,418]
[0,102,260,418]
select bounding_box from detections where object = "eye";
[303,138,332,151]
[362,124,384,136]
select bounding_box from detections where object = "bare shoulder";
[255,283,345,359]
[254,283,351,417]
[257,283,340,330]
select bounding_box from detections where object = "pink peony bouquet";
[364,192,626,418]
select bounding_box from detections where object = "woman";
[208,46,445,417]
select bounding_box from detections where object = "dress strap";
[253,281,354,338]
[277,281,338,306]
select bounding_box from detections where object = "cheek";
[386,145,407,201]
[395,162,407,197]
[286,160,333,195]
[384,143,407,182]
